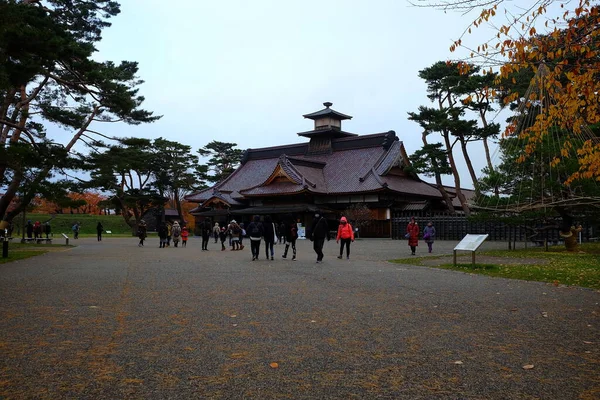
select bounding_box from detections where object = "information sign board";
[454,234,489,252]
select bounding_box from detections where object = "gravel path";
[0,237,598,399]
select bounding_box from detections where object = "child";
[219,227,227,251]
[181,226,189,247]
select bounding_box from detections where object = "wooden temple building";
[186,102,460,237]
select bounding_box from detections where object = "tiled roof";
[302,106,352,120]
[186,131,443,202]
[402,201,429,211]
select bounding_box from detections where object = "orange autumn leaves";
[452,0,600,184]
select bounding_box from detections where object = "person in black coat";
[26,220,33,239]
[246,215,264,261]
[282,217,298,260]
[309,213,330,263]
[158,222,168,248]
[263,215,276,260]
[96,222,104,241]
[201,218,212,251]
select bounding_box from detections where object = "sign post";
[453,234,490,266]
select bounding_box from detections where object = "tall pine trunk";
[443,133,470,216]
[458,135,478,187]
[422,132,455,213]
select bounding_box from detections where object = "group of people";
[309,213,356,263]
[26,220,51,239]
[406,217,436,255]
[134,214,437,258]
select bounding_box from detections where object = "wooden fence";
[391,215,600,243]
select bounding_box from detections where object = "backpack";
[250,223,260,236]
[172,225,181,237]
[291,225,298,239]
[232,224,241,235]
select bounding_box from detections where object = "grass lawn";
[11,213,134,236]
[391,242,600,290]
[0,242,73,264]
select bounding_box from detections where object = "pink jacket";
[336,217,355,241]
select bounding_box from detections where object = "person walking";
[279,221,286,245]
[239,222,246,250]
[263,215,276,260]
[158,222,168,248]
[181,226,189,247]
[229,220,242,250]
[310,213,330,263]
[172,221,182,247]
[96,222,104,241]
[33,221,42,239]
[246,215,264,260]
[423,221,436,253]
[282,218,298,261]
[166,222,172,247]
[137,220,147,247]
[213,222,220,243]
[336,216,355,260]
[26,220,33,239]
[201,218,212,250]
[72,222,80,239]
[406,216,420,255]
[219,227,227,251]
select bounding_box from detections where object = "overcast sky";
[62,0,511,189]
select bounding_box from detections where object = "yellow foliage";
[451,0,600,183]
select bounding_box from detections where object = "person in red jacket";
[181,226,189,247]
[406,216,420,255]
[336,216,355,259]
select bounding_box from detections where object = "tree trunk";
[422,131,455,213]
[435,174,455,214]
[443,134,470,216]
[175,194,184,226]
[459,135,478,187]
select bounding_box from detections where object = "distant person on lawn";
[33,221,42,239]
[96,222,104,241]
[72,222,80,239]
[26,220,33,239]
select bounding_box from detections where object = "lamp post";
[2,229,8,258]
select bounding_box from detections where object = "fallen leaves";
[454,361,464,365]
[522,364,535,370]
[269,362,279,369]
